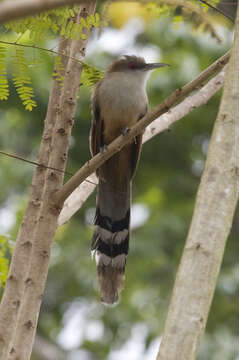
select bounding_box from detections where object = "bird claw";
[100,145,108,153]
[122,127,130,135]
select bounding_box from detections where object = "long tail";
[91,152,131,304]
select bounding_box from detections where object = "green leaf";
[0,46,9,101]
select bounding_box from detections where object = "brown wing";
[129,134,143,178]
[130,107,147,178]
[90,81,104,157]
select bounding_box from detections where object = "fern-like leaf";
[81,63,103,87]
[4,8,104,43]
[13,48,37,111]
[0,46,9,101]
[52,55,65,84]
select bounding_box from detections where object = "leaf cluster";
[0,0,224,110]
[0,235,12,290]
[144,0,222,42]
[0,6,105,110]
[3,7,104,42]
[12,48,37,111]
[0,45,9,100]
[104,0,221,41]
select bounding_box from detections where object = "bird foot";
[100,145,108,154]
[122,127,130,135]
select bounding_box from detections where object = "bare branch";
[199,0,234,23]
[0,0,94,24]
[157,4,239,359]
[55,50,230,207]
[58,173,98,225]
[58,65,226,225]
[144,66,225,141]
[0,150,73,176]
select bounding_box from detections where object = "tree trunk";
[157,4,239,359]
[0,2,97,360]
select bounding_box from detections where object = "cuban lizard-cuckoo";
[90,55,169,304]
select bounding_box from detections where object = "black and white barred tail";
[92,207,130,304]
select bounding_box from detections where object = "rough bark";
[58,66,227,225]
[8,4,97,359]
[0,37,71,359]
[0,2,97,360]
[157,5,239,360]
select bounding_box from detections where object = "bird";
[90,55,169,304]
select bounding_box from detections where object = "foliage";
[81,62,104,87]
[144,0,222,41]
[3,7,103,42]
[0,6,105,109]
[0,45,9,100]
[52,55,66,85]
[105,0,222,41]
[12,48,37,111]
[0,0,225,110]
[0,236,12,290]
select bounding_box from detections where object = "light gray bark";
[0,37,70,360]
[0,2,97,360]
[8,4,97,359]
[157,5,239,360]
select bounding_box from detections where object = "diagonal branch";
[58,65,227,225]
[55,50,230,207]
[199,0,234,23]
[0,0,94,23]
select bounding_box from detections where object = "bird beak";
[143,62,170,71]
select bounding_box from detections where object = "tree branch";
[58,65,226,225]
[157,4,239,359]
[55,50,230,207]
[0,150,73,176]
[143,65,225,142]
[0,0,94,24]
[199,0,234,23]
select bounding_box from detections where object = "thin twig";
[0,151,73,176]
[0,151,98,186]
[0,40,102,75]
[199,0,234,22]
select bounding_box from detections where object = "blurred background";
[0,1,238,359]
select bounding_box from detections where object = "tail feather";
[92,208,130,304]
[97,263,125,304]
[91,152,132,304]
